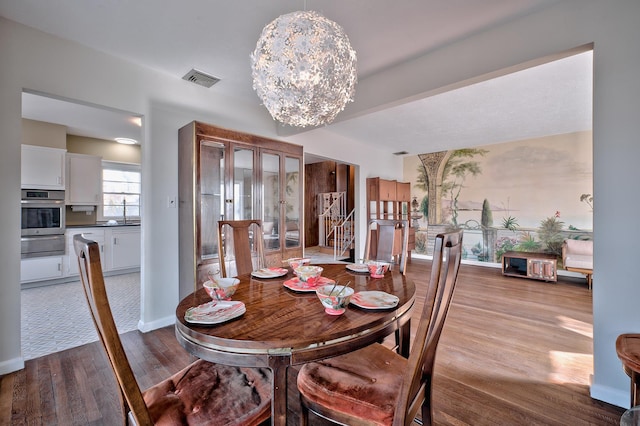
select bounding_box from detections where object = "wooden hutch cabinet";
[178,121,303,297]
[366,177,415,258]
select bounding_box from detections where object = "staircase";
[318,192,355,260]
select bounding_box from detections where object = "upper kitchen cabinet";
[66,153,102,205]
[178,121,303,298]
[21,144,66,189]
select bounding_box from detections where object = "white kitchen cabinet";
[65,228,105,276]
[21,144,66,189]
[21,256,64,283]
[22,226,140,285]
[105,227,141,271]
[66,153,102,205]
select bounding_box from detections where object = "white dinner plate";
[283,276,335,292]
[346,263,369,273]
[251,267,288,278]
[184,300,246,325]
[350,291,399,310]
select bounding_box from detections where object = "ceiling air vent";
[182,68,220,88]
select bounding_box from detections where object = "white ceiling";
[3,0,592,156]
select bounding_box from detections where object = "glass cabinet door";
[199,141,225,260]
[230,146,256,220]
[262,152,281,251]
[284,156,301,248]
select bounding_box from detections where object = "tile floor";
[21,272,140,360]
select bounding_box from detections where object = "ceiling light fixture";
[250,10,357,128]
[115,137,137,145]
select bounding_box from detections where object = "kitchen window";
[100,161,141,222]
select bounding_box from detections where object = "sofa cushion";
[564,239,593,256]
[565,253,593,270]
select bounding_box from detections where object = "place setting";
[250,267,288,279]
[184,276,246,325]
[283,265,335,292]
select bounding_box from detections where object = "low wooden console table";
[502,251,558,282]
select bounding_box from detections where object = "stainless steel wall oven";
[21,189,65,258]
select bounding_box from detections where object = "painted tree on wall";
[481,198,493,259]
[441,148,488,226]
[414,163,430,220]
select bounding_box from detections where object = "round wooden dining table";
[175,263,416,426]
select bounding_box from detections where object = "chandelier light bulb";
[251,10,357,127]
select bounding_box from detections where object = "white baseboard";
[590,383,629,410]
[137,315,174,333]
[0,356,25,375]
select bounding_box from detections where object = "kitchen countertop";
[67,223,141,228]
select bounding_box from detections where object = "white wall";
[1,0,639,410]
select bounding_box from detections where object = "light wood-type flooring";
[0,259,626,425]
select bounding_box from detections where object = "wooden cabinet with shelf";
[366,177,415,258]
[502,251,557,282]
[178,121,303,298]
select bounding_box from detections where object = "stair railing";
[333,208,355,260]
[318,192,346,247]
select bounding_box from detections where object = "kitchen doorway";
[20,91,143,359]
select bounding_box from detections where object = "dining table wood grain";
[175,263,416,426]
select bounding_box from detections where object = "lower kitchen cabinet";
[65,228,106,276]
[21,226,141,285]
[20,256,64,282]
[106,227,141,271]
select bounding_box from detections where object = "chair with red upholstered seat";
[297,229,463,426]
[73,234,271,425]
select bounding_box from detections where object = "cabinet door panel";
[21,145,65,189]
[262,152,281,252]
[67,154,102,204]
[21,256,63,282]
[200,142,225,259]
[378,179,396,200]
[284,156,301,249]
[232,146,256,220]
[109,229,141,270]
[396,182,411,202]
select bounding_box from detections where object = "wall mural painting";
[404,131,593,264]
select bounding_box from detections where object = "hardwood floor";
[1,259,626,425]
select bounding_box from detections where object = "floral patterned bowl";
[316,284,355,315]
[294,265,323,283]
[287,257,311,270]
[203,277,240,301]
[367,261,391,278]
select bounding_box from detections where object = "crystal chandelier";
[250,10,357,128]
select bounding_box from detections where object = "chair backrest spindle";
[217,219,265,277]
[395,229,463,426]
[363,219,410,274]
[74,234,152,425]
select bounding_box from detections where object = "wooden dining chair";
[73,234,272,425]
[363,219,410,275]
[297,229,464,426]
[217,219,266,277]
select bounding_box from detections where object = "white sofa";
[562,239,593,289]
